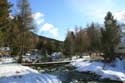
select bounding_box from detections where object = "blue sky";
[10,0,125,41]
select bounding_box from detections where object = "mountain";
[32,33,64,54]
[38,35,63,43]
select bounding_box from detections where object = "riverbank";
[71,58,125,81]
[0,64,61,83]
[0,57,125,83]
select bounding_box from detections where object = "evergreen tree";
[0,0,12,46]
[8,17,21,55]
[101,11,120,62]
[16,0,35,63]
[0,0,11,28]
[75,28,90,56]
[64,31,75,57]
[87,23,102,55]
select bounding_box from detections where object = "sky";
[10,0,125,41]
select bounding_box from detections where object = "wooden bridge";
[22,61,71,68]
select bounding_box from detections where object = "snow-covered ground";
[0,57,15,64]
[71,58,125,81]
[0,64,61,83]
[71,56,90,61]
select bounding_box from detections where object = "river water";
[39,64,123,83]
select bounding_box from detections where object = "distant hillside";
[32,33,63,54]
[38,35,63,43]
[32,33,63,44]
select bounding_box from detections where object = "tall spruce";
[0,0,12,46]
[87,23,102,55]
[16,0,35,63]
[75,28,90,56]
[101,11,120,62]
[64,31,75,57]
[9,18,21,55]
[0,0,11,28]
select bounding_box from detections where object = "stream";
[39,64,123,83]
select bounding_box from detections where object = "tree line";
[0,0,63,63]
[0,0,121,63]
[64,12,120,62]
[0,0,39,63]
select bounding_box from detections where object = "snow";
[71,56,90,62]
[71,58,125,81]
[0,57,15,64]
[51,52,63,61]
[0,64,61,83]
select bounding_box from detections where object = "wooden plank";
[22,61,71,66]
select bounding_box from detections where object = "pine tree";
[8,17,21,55]
[0,0,12,46]
[0,0,11,28]
[75,28,90,56]
[16,0,35,63]
[64,31,75,57]
[101,11,120,62]
[87,23,102,55]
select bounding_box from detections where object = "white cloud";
[32,12,44,20]
[33,12,59,38]
[39,23,59,37]
[69,28,74,32]
[36,19,44,25]
[69,27,76,32]
[32,12,44,25]
[114,11,125,21]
